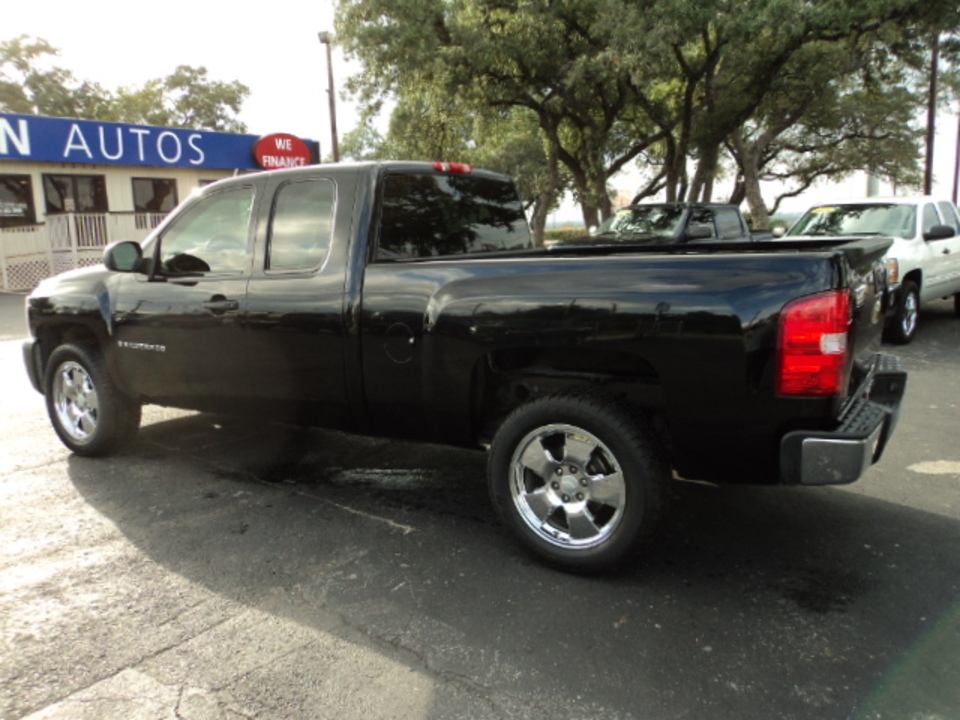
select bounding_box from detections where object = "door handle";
[203,298,239,312]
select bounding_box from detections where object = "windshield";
[595,205,685,239]
[788,204,916,239]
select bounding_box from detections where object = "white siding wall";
[0,160,235,216]
[0,161,238,291]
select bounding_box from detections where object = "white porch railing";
[0,212,167,292]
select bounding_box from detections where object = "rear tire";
[884,280,919,344]
[44,342,141,456]
[487,391,669,572]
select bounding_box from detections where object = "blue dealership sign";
[0,112,310,170]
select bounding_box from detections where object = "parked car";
[782,196,960,343]
[23,162,905,571]
[555,202,761,247]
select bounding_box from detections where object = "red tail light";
[776,289,852,396]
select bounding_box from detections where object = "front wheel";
[885,280,919,344]
[487,391,669,572]
[44,342,141,456]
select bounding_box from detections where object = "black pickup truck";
[22,161,906,571]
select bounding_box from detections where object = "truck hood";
[31,263,114,297]
[27,263,117,335]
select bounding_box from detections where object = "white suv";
[785,196,960,343]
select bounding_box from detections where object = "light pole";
[318,31,340,163]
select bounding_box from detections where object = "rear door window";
[687,208,717,239]
[267,178,336,272]
[936,201,960,231]
[714,208,745,239]
[922,203,940,235]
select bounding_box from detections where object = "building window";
[132,178,179,214]
[0,174,36,228]
[42,174,108,214]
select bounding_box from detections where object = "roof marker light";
[432,162,473,174]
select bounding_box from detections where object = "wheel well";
[902,269,922,290]
[36,324,100,380]
[473,346,667,445]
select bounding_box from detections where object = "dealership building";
[0,112,317,292]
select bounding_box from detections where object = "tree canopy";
[336,0,960,230]
[0,35,249,133]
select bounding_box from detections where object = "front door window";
[156,187,255,275]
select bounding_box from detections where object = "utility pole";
[924,31,939,195]
[954,108,960,205]
[318,32,340,163]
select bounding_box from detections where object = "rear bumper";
[780,354,906,486]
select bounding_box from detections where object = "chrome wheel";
[52,360,99,444]
[510,423,626,550]
[44,343,141,456]
[900,288,918,339]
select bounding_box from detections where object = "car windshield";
[788,204,916,239]
[595,205,685,240]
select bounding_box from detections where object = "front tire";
[44,342,141,456]
[885,280,919,344]
[487,391,669,572]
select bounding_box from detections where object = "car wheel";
[44,342,141,456]
[487,391,669,572]
[954,292,960,318]
[885,280,919,344]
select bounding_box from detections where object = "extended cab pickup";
[784,196,960,343]
[23,161,906,571]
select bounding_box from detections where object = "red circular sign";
[253,133,313,170]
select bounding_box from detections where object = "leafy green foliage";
[0,35,248,132]
[336,0,960,224]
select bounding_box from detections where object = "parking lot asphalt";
[1,290,959,720]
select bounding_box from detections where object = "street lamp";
[318,31,340,163]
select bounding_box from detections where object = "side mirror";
[924,224,956,241]
[772,226,787,238]
[103,241,144,273]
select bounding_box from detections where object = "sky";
[6,0,960,216]
[6,0,349,143]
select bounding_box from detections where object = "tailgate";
[776,236,905,486]
[837,237,893,367]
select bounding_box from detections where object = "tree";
[337,0,960,225]
[607,0,960,224]
[341,90,569,242]
[337,0,670,227]
[1,35,110,118]
[0,35,249,132]
[722,31,926,226]
[110,66,249,133]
